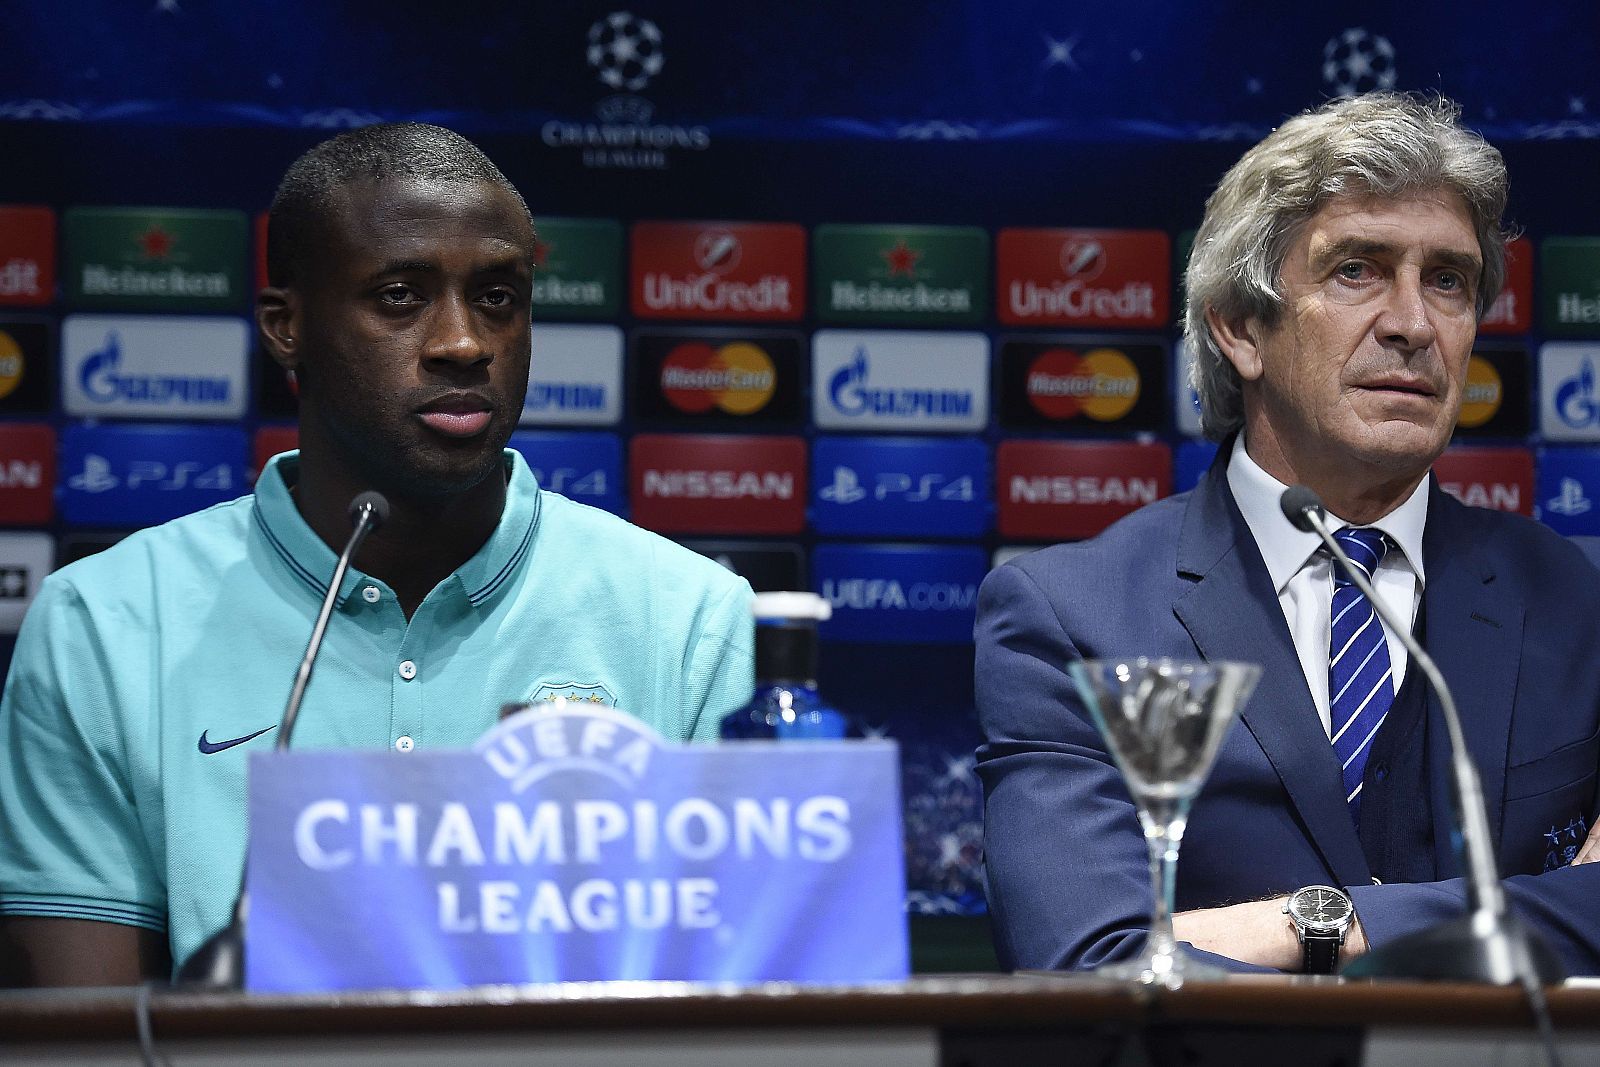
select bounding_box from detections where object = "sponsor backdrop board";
[61,315,249,421]
[812,330,988,434]
[530,217,623,320]
[523,323,624,427]
[9,9,1600,933]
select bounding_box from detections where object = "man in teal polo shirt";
[0,124,754,984]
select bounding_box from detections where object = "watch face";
[1289,886,1352,931]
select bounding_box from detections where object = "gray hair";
[1184,92,1510,441]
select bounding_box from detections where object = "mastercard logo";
[1456,355,1502,429]
[0,329,23,401]
[1025,347,1140,421]
[660,341,776,415]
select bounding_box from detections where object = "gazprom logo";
[1540,343,1600,443]
[1555,359,1600,429]
[827,346,971,418]
[63,315,248,421]
[812,331,988,432]
[79,331,231,406]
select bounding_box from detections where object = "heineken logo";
[530,218,621,319]
[882,240,919,277]
[814,224,987,326]
[65,207,247,312]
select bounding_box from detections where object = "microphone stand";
[1282,488,1563,985]
[176,492,389,989]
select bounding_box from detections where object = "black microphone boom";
[177,490,390,989]
[1278,485,1562,986]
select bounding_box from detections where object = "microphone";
[177,490,390,989]
[1278,486,1562,985]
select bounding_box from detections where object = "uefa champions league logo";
[587,12,665,93]
[1322,28,1398,97]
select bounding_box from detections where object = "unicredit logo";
[641,272,792,314]
[1008,279,1155,321]
[694,231,741,273]
[1059,237,1106,280]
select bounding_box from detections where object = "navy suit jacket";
[975,458,1600,974]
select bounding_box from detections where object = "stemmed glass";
[1068,658,1260,987]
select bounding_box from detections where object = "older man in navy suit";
[976,93,1600,975]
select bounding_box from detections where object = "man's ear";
[257,287,300,371]
[1204,306,1265,383]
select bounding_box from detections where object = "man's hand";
[1174,897,1369,972]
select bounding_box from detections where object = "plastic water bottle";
[720,592,847,740]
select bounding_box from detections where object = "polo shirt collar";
[254,449,542,610]
[1225,433,1429,595]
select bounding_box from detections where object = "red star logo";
[882,239,920,278]
[139,226,174,260]
[532,236,553,269]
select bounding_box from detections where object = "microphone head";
[1279,486,1325,533]
[348,490,390,531]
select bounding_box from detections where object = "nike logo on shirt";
[198,725,276,754]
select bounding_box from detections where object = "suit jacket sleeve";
[975,559,1265,973]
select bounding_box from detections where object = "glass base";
[1095,944,1228,989]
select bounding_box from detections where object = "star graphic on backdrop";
[860,722,892,741]
[1042,34,1081,70]
[152,0,181,12]
[937,833,964,868]
[139,226,173,259]
[881,239,920,278]
[532,236,553,268]
[1570,97,1587,115]
[936,753,977,787]
[1246,77,1263,95]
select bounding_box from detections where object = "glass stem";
[1140,797,1188,966]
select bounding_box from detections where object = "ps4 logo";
[67,453,235,494]
[530,466,608,498]
[1546,477,1593,518]
[817,465,975,505]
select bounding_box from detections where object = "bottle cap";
[751,591,832,622]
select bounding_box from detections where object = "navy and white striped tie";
[1328,527,1393,824]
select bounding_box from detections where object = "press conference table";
[7,974,1600,1066]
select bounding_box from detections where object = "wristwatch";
[1283,884,1354,974]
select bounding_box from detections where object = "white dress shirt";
[1224,435,1430,735]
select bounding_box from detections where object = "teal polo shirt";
[0,450,754,972]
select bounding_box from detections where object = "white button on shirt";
[397,660,417,681]
[1225,435,1430,735]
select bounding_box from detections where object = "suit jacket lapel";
[1172,461,1373,886]
[1420,481,1522,871]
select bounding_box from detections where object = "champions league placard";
[244,703,908,992]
